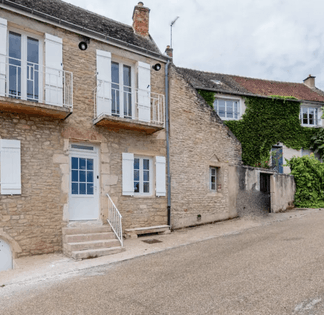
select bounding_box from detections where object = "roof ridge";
[177,66,307,86]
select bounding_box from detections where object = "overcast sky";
[66,0,324,90]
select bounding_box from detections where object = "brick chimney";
[132,2,150,38]
[303,74,316,88]
[165,45,173,59]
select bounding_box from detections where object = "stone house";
[0,0,172,269]
[177,68,324,174]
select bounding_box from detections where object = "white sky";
[66,0,324,90]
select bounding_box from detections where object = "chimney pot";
[132,2,150,38]
[303,75,316,88]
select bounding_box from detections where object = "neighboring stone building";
[0,0,170,267]
[177,68,324,174]
[168,66,242,228]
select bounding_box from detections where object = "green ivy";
[285,155,324,208]
[223,96,318,166]
[197,90,215,108]
[310,128,324,159]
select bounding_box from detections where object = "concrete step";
[62,226,112,236]
[71,246,125,260]
[65,232,116,243]
[66,239,120,252]
[125,225,170,239]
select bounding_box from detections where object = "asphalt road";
[2,210,324,314]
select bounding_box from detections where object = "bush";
[285,154,324,208]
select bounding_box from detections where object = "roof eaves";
[0,0,170,62]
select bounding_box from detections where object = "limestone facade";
[169,67,242,228]
[0,8,167,257]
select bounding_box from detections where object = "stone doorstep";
[64,232,116,243]
[62,226,112,236]
[63,225,123,260]
[72,247,125,260]
[124,225,171,239]
[66,239,120,252]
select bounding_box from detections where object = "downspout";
[165,59,171,227]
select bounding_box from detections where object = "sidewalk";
[0,208,319,289]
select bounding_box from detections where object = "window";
[210,167,218,191]
[214,98,240,120]
[71,157,94,195]
[111,61,132,118]
[134,157,151,194]
[301,107,318,126]
[8,30,42,102]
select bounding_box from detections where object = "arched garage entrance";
[0,238,12,271]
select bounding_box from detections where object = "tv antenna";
[170,16,179,48]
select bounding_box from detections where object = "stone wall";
[0,10,168,257]
[169,66,242,229]
[236,166,295,217]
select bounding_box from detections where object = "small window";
[134,157,152,195]
[301,106,318,126]
[210,167,218,191]
[214,98,240,120]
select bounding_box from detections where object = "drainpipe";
[165,59,171,227]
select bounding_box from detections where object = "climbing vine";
[285,155,324,208]
[222,96,318,166]
[197,90,215,108]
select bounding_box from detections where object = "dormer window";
[214,98,240,120]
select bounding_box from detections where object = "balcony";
[94,80,165,134]
[0,55,73,119]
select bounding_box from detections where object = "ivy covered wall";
[198,91,318,167]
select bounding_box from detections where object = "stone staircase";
[62,225,125,260]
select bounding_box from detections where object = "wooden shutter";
[122,153,134,196]
[155,156,166,197]
[96,50,112,117]
[45,33,63,106]
[318,107,322,126]
[0,18,7,97]
[1,140,21,195]
[137,61,151,122]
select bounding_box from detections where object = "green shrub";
[285,155,324,208]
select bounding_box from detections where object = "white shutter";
[45,33,63,106]
[318,107,322,126]
[1,140,21,195]
[156,156,166,197]
[137,61,151,122]
[122,153,134,196]
[0,18,7,97]
[96,50,112,117]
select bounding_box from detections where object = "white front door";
[69,144,99,221]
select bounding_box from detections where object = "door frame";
[68,143,100,221]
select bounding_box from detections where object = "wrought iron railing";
[94,80,165,126]
[0,54,73,109]
[107,193,123,247]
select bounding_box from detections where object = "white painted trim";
[134,156,153,196]
[214,95,243,120]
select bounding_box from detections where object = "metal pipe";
[165,60,171,227]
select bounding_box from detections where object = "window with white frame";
[210,167,218,191]
[122,153,166,197]
[214,98,240,120]
[134,157,152,194]
[7,30,43,102]
[111,61,133,118]
[301,106,318,126]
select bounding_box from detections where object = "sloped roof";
[1,0,161,55]
[177,67,324,103]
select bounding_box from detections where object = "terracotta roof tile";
[177,67,324,103]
